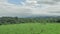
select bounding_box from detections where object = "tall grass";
[0,23,60,34]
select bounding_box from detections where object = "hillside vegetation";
[0,17,60,34]
[0,16,60,25]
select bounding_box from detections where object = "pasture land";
[0,23,60,34]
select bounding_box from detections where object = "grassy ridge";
[0,23,60,34]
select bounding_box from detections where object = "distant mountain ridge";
[21,15,60,18]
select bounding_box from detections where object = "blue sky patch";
[8,0,26,5]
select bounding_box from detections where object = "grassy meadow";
[0,23,60,34]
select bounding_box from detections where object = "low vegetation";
[0,23,60,34]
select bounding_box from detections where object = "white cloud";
[0,0,60,17]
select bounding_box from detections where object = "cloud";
[0,0,60,17]
[0,0,33,17]
[53,0,60,2]
[37,0,57,5]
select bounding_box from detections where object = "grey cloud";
[0,8,33,17]
[0,0,60,17]
[38,1,56,5]
[48,11,60,13]
[53,0,60,2]
[37,0,58,5]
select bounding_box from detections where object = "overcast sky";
[0,0,60,17]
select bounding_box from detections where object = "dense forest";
[0,16,60,25]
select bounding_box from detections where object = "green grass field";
[0,23,60,34]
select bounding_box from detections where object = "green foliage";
[0,16,60,25]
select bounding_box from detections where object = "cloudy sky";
[0,0,60,17]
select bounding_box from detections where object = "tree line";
[0,16,60,25]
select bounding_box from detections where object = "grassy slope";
[0,23,60,34]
